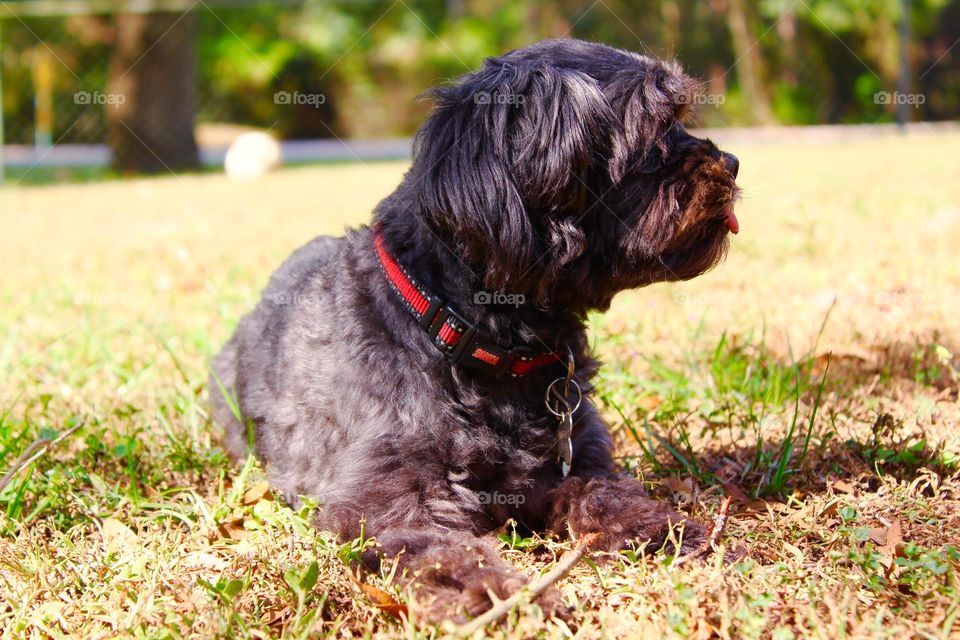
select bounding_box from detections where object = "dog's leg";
[547,475,704,554]
[209,334,250,462]
[321,499,564,622]
[547,407,706,554]
[362,527,564,622]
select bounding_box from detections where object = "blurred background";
[1,0,958,182]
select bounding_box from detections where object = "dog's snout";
[721,152,739,179]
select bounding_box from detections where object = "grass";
[2,165,114,186]
[1,129,959,638]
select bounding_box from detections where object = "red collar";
[374,229,562,378]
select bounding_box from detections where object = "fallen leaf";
[720,480,750,503]
[661,477,693,494]
[101,517,136,546]
[782,542,805,562]
[242,481,272,505]
[819,499,841,518]
[811,347,876,377]
[262,606,292,626]
[217,518,249,541]
[661,477,695,503]
[361,584,408,619]
[744,499,790,515]
[638,395,663,411]
[868,527,888,545]
[832,480,856,494]
[784,506,813,525]
[814,347,874,364]
[878,520,903,556]
[869,520,905,575]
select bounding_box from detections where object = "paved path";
[3,122,957,168]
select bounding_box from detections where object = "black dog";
[210,38,739,621]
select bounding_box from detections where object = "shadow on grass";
[601,331,960,502]
[821,333,960,396]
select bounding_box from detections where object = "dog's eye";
[448,466,470,482]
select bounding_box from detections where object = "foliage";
[2,0,959,145]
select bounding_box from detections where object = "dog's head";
[405,38,740,311]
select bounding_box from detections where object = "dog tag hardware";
[557,411,574,477]
[545,347,581,477]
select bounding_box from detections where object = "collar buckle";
[418,297,445,331]
[425,305,520,377]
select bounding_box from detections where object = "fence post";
[0,18,6,185]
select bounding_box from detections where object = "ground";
[1,129,958,639]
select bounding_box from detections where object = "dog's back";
[209,234,342,461]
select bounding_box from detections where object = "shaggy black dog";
[210,38,740,621]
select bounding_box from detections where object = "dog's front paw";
[551,475,706,556]
[410,549,567,624]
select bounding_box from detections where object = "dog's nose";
[722,152,739,179]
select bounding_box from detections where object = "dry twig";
[0,421,85,494]
[673,495,733,567]
[453,532,600,637]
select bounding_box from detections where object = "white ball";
[224,132,282,181]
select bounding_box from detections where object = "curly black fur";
[210,38,739,622]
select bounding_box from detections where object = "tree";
[726,0,775,124]
[106,11,199,173]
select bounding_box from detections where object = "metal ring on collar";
[544,378,582,417]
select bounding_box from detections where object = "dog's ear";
[410,58,612,291]
[608,60,697,183]
[510,64,613,214]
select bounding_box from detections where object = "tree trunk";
[896,0,913,127]
[107,11,199,173]
[727,0,775,125]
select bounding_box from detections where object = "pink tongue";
[725,207,739,234]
